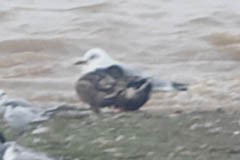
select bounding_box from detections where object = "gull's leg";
[112,106,125,113]
[89,106,103,121]
[91,106,100,114]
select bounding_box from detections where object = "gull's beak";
[74,59,87,65]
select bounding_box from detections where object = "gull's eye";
[89,54,98,60]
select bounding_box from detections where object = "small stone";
[199,144,208,149]
[147,151,154,156]
[32,127,49,135]
[65,135,75,142]
[208,127,222,134]
[32,138,42,144]
[168,113,180,118]
[115,135,124,141]
[103,148,118,153]
[92,137,110,145]
[175,146,185,152]
[190,123,200,130]
[129,136,137,140]
[113,152,123,157]
[233,131,240,135]
[204,122,214,128]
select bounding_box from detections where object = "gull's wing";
[114,63,188,92]
[76,67,130,108]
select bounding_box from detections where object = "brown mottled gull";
[74,48,187,113]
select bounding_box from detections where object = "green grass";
[2,110,240,160]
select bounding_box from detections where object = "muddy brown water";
[0,0,239,112]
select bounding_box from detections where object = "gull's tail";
[151,78,188,92]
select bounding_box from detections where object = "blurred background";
[0,0,239,112]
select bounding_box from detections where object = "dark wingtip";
[172,82,188,91]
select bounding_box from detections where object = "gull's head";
[75,48,118,74]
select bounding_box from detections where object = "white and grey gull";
[74,48,187,113]
[0,91,61,135]
[0,132,57,160]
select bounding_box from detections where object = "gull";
[0,92,60,135]
[0,132,56,160]
[74,48,187,113]
[0,90,32,116]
